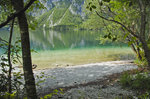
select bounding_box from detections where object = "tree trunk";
[135,41,142,60]
[8,19,15,94]
[141,40,150,67]
[127,36,142,60]
[12,0,37,98]
[138,0,150,67]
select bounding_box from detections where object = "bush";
[120,72,132,87]
[138,92,150,99]
[120,71,150,91]
[134,58,148,68]
[40,88,64,99]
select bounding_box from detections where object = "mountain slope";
[38,0,85,28]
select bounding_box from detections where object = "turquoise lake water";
[0,28,134,69]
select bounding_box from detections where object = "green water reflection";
[0,28,104,51]
[30,28,102,50]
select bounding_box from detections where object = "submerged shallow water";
[31,47,135,69]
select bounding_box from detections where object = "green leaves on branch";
[86,1,97,11]
[103,33,117,42]
[91,5,96,9]
[40,88,64,99]
[26,0,46,13]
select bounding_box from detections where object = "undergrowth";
[120,70,150,98]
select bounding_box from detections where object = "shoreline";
[34,60,138,98]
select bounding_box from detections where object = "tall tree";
[0,0,39,98]
[87,0,150,68]
[11,0,37,98]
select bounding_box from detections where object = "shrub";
[120,72,132,87]
[40,88,64,99]
[134,58,148,68]
[120,71,150,91]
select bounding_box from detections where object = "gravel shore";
[34,60,138,98]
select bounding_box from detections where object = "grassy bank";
[31,46,135,70]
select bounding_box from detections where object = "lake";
[0,28,134,69]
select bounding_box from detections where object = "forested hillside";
[38,0,85,28]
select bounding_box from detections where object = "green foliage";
[114,96,133,99]
[120,72,132,87]
[134,58,148,68]
[0,0,45,30]
[0,56,24,97]
[84,0,150,64]
[52,7,69,24]
[86,0,98,12]
[36,72,56,89]
[60,9,83,26]
[0,57,9,93]
[120,71,150,91]
[38,4,83,28]
[0,38,25,97]
[0,92,16,99]
[40,88,64,99]
[138,92,150,99]
[38,9,54,26]
[26,0,46,13]
[134,49,148,67]
[80,13,103,30]
[0,0,14,23]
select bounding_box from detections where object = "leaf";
[99,2,103,6]
[15,40,21,44]
[13,59,18,64]
[90,7,92,11]
[123,33,129,40]
[131,37,137,41]
[1,58,8,61]
[91,5,96,9]
[53,89,58,93]
[1,62,6,66]
[128,41,133,45]
[112,37,117,41]
[108,35,111,39]
[89,2,92,5]
[104,35,107,38]
[60,88,63,92]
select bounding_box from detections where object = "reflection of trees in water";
[79,39,85,47]
[32,28,100,50]
[47,29,66,48]
[0,28,100,50]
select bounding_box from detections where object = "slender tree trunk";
[8,19,15,94]
[127,35,142,60]
[12,0,37,98]
[135,41,142,60]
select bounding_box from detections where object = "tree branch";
[0,0,36,28]
[0,37,8,43]
[95,11,139,39]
